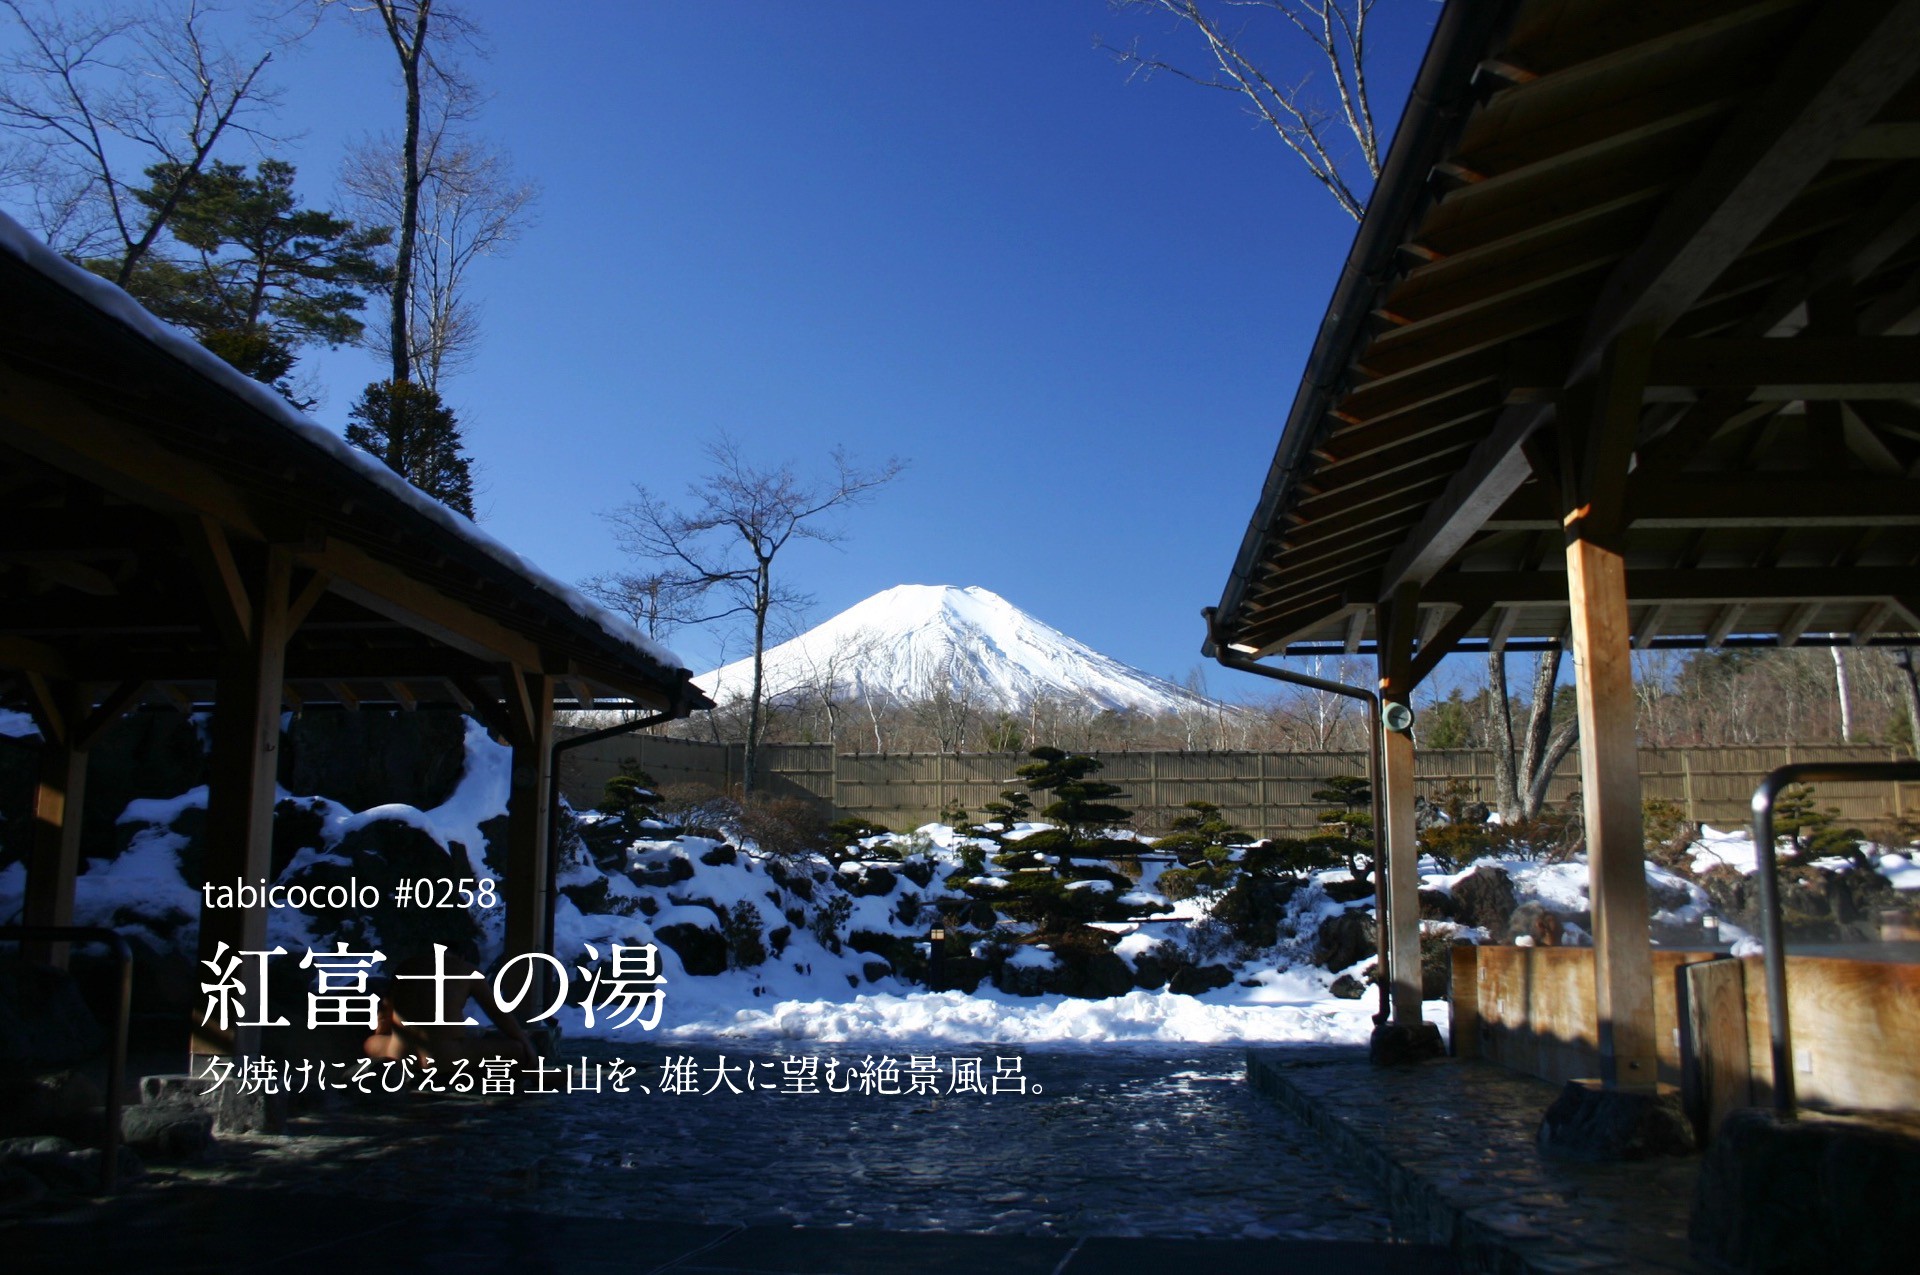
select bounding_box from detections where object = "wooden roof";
[0,222,709,719]
[1212,0,1920,666]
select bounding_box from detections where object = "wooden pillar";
[1376,584,1423,1027]
[1566,537,1656,1086]
[195,546,291,1057]
[1562,325,1657,1089]
[23,680,87,968]
[503,670,556,961]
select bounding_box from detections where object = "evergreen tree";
[1310,773,1374,882]
[345,379,476,516]
[981,788,1033,836]
[1015,746,1133,855]
[106,159,388,402]
[1153,800,1242,861]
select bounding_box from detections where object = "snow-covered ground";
[6,716,1912,1055]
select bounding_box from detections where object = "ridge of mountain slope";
[693,584,1219,715]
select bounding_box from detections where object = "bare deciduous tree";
[602,437,905,792]
[0,0,280,276]
[787,627,885,749]
[1486,649,1578,822]
[1103,0,1381,220]
[914,651,988,754]
[317,0,489,386]
[340,118,533,389]
[579,567,700,644]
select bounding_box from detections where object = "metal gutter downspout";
[543,688,684,985]
[1204,608,1392,1027]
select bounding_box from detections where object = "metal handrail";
[1750,760,1920,1115]
[0,925,133,1192]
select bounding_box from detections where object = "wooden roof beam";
[1628,475,1920,526]
[1850,601,1896,645]
[1777,601,1822,647]
[1744,164,1920,336]
[1705,603,1747,648]
[1426,566,1920,608]
[1488,606,1523,653]
[1581,0,1920,356]
[1409,602,1489,687]
[1379,1,1920,603]
[1646,336,1920,397]
[1859,261,1920,335]
[1343,609,1367,654]
[1632,603,1669,650]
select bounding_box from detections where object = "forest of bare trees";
[637,645,1920,763]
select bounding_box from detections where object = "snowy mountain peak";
[694,585,1217,715]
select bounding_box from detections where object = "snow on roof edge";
[0,210,691,677]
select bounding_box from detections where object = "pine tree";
[1015,746,1133,856]
[981,788,1033,836]
[1310,773,1374,882]
[345,379,476,516]
[107,159,389,402]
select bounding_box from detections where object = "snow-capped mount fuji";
[693,585,1219,716]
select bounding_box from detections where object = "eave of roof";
[1213,0,1920,662]
[0,211,711,712]
[1210,0,1520,655]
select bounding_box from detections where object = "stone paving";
[1246,1047,1707,1274]
[0,1040,1475,1272]
[137,1041,1405,1240]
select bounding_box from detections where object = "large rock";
[121,1104,213,1162]
[288,818,481,960]
[0,1135,140,1193]
[1130,944,1189,991]
[1314,909,1377,971]
[1211,877,1299,948]
[1700,862,1899,943]
[1449,865,1517,933]
[991,950,1068,997]
[1506,901,1567,945]
[1645,872,1694,913]
[1692,1107,1920,1274]
[655,919,728,976]
[1322,876,1376,904]
[1168,963,1233,996]
[1419,931,1453,1000]
[1537,1079,1695,1161]
[0,1071,103,1141]
[1368,1020,1444,1065]
[627,847,695,888]
[840,864,897,897]
[280,706,466,813]
[1063,947,1135,999]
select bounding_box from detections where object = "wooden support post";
[1450,943,1481,1059]
[503,671,556,963]
[1380,724,1423,1025]
[23,680,86,968]
[1678,957,1751,1144]
[1564,326,1658,1089]
[195,546,291,1057]
[1376,584,1424,1028]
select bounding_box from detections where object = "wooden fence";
[556,733,1919,838]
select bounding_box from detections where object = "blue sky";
[7,1,1439,697]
